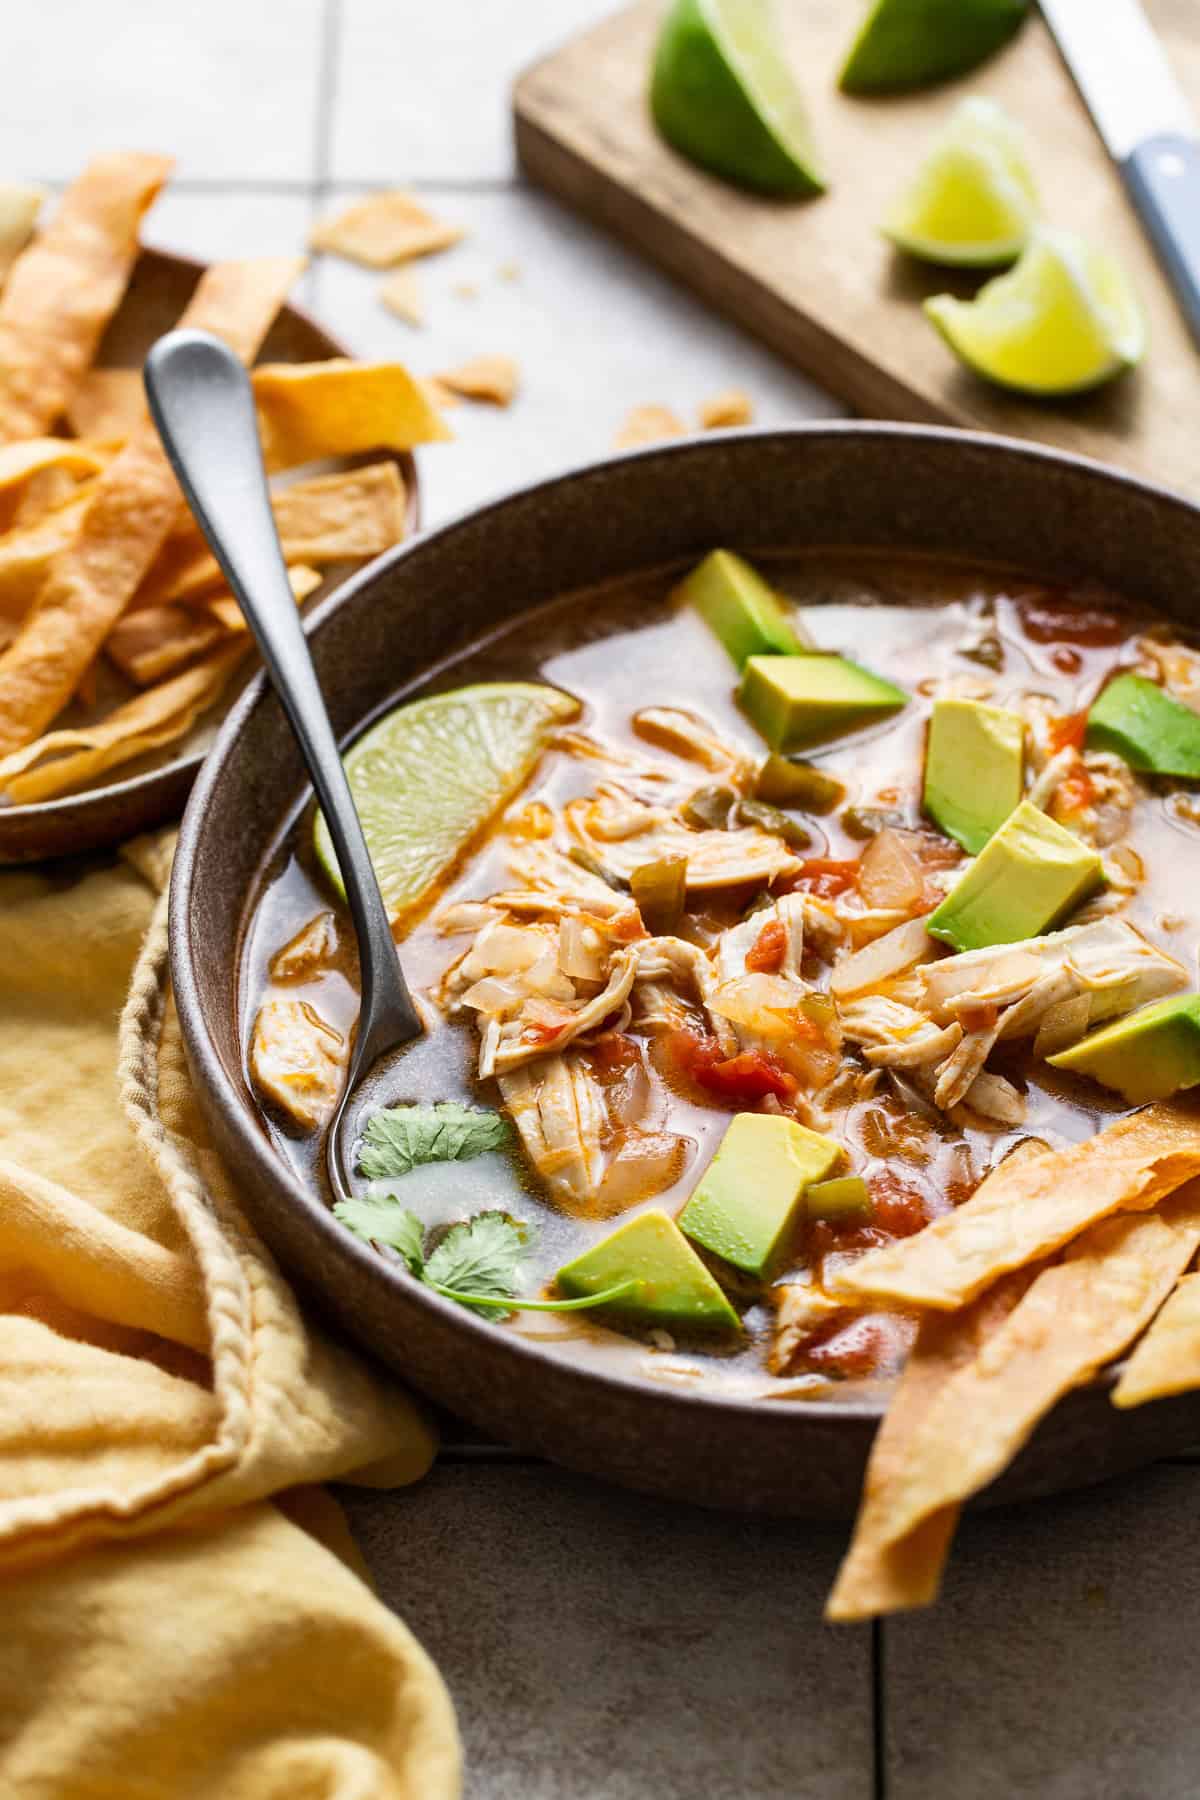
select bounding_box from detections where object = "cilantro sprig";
[357,1102,511,1180]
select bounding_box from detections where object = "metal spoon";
[144,329,423,1201]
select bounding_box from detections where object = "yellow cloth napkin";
[0,837,461,1797]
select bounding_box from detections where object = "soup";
[238,552,1200,1403]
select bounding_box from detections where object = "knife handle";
[1122,133,1200,348]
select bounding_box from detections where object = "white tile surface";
[310,184,840,525]
[0,0,325,182]
[886,1464,1200,1799]
[344,1466,874,1800]
[330,0,622,181]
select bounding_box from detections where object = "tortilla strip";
[0,438,108,535]
[0,255,303,756]
[252,360,451,469]
[105,603,227,687]
[435,354,518,406]
[201,565,322,633]
[613,405,687,449]
[135,462,407,608]
[826,1270,1034,1623]
[867,1184,1200,1557]
[834,1103,1200,1311]
[380,268,424,326]
[1111,1268,1200,1407]
[0,642,246,804]
[309,191,463,267]
[0,183,43,287]
[0,487,94,619]
[0,153,171,443]
[65,366,145,441]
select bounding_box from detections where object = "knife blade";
[1041,0,1200,345]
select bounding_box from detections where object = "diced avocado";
[1048,993,1200,1104]
[675,549,812,667]
[738,654,908,751]
[1086,672,1200,779]
[806,1174,873,1222]
[923,697,1025,853]
[679,1112,842,1276]
[555,1211,739,1333]
[927,798,1102,952]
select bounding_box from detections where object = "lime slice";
[314,682,580,922]
[650,0,825,198]
[840,0,1028,94]
[925,228,1145,396]
[884,97,1035,266]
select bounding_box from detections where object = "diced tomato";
[804,1314,894,1380]
[868,1170,930,1239]
[1047,709,1088,755]
[610,908,647,942]
[665,1029,797,1103]
[589,1029,642,1072]
[1054,762,1095,814]
[1018,589,1126,646]
[527,1021,567,1047]
[790,857,859,899]
[745,918,788,973]
[1051,646,1083,675]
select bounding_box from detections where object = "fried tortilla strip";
[864,1187,1200,1561]
[380,268,424,326]
[0,642,246,803]
[202,566,322,633]
[310,191,463,267]
[835,1103,1200,1311]
[105,603,227,686]
[826,1270,1034,1623]
[435,354,518,406]
[0,183,43,286]
[0,153,171,442]
[613,405,687,449]
[0,486,93,619]
[253,360,450,468]
[65,366,145,440]
[0,255,304,756]
[137,462,407,606]
[0,437,108,528]
[1112,1268,1200,1407]
[699,387,754,429]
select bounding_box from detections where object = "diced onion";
[558,914,606,981]
[1032,993,1092,1058]
[474,923,546,975]
[596,1133,687,1210]
[461,974,528,1015]
[858,828,924,911]
[709,973,799,1037]
[830,914,934,999]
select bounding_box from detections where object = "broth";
[238,553,1200,1402]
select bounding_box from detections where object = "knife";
[1041,0,1200,345]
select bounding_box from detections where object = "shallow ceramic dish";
[0,244,419,866]
[172,425,1200,1517]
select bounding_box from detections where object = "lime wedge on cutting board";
[884,97,1035,266]
[925,228,1145,396]
[314,682,580,923]
[840,0,1028,93]
[650,0,825,197]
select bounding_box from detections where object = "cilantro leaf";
[357,1102,511,1182]
[332,1196,425,1270]
[423,1211,534,1315]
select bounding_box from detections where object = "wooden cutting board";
[515,1,1200,496]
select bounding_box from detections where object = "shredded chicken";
[770,1282,857,1375]
[631,706,757,784]
[268,912,339,981]
[498,1055,604,1210]
[250,999,345,1130]
[567,783,801,889]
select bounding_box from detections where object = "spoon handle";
[144,329,422,1075]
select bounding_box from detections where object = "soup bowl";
[171,424,1200,1517]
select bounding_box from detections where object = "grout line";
[312,0,343,210]
[872,1620,888,1800]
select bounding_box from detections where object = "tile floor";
[11,2,1200,1793]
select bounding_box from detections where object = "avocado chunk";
[738,654,908,751]
[927,798,1103,952]
[923,697,1025,853]
[1048,993,1200,1104]
[555,1211,739,1333]
[679,1112,842,1276]
[675,549,811,667]
[1087,672,1200,779]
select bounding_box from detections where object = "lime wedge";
[314,683,580,923]
[840,0,1028,94]
[650,0,825,198]
[924,228,1145,397]
[884,97,1035,266]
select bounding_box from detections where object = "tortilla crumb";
[452,280,479,300]
[379,268,424,327]
[613,405,687,450]
[699,387,754,429]
[497,261,522,283]
[435,355,518,407]
[310,191,464,268]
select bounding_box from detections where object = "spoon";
[144,328,423,1202]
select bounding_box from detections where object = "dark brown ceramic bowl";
[172,425,1200,1517]
[0,244,418,866]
